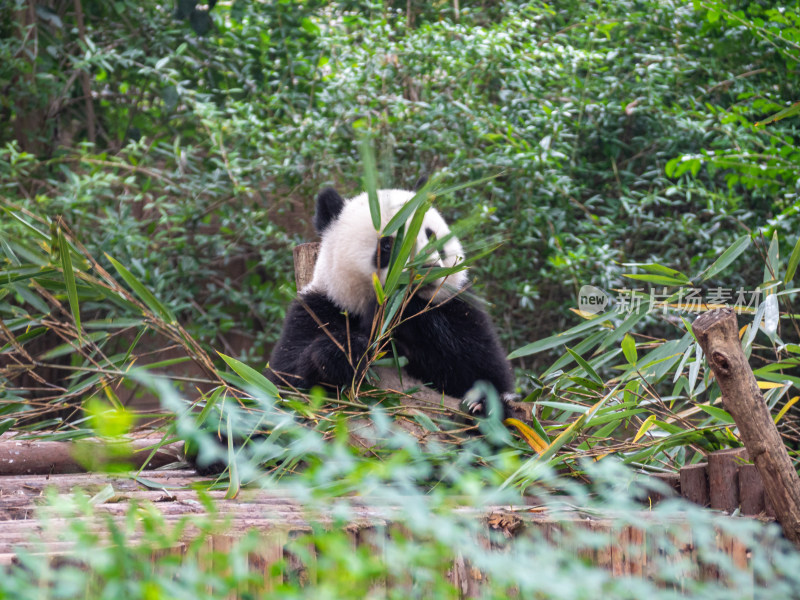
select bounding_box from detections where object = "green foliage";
[2,2,800,592]
[2,0,799,366]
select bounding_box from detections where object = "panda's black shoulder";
[279,291,348,332]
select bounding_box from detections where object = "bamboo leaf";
[509,312,615,359]
[697,404,734,423]
[785,236,800,284]
[696,234,751,283]
[764,230,779,282]
[504,417,548,453]
[427,171,502,199]
[757,380,785,390]
[632,414,656,443]
[623,273,689,286]
[413,411,440,432]
[106,254,176,323]
[565,347,602,385]
[383,200,431,296]
[383,186,432,237]
[218,352,279,398]
[224,415,240,498]
[371,272,386,305]
[775,396,799,425]
[755,101,800,128]
[0,206,50,241]
[195,386,226,427]
[0,419,17,435]
[536,397,608,464]
[621,334,637,365]
[763,293,779,341]
[622,263,689,281]
[359,137,381,231]
[58,228,81,337]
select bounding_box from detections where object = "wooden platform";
[0,467,758,592]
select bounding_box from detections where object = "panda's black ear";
[313,187,345,234]
[413,175,429,191]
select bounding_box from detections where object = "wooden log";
[738,463,766,516]
[708,447,747,513]
[679,463,709,507]
[0,436,182,476]
[692,308,800,548]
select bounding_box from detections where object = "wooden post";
[292,243,320,290]
[739,463,766,516]
[692,308,800,548]
[708,447,747,513]
[679,463,709,507]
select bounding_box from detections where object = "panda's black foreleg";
[395,295,515,420]
[300,332,372,389]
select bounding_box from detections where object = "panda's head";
[305,187,468,317]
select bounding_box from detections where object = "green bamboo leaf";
[412,411,440,432]
[359,137,380,231]
[565,347,602,385]
[427,171,502,199]
[383,186,432,237]
[535,397,609,464]
[0,207,50,241]
[622,263,689,282]
[379,291,406,337]
[383,200,430,296]
[371,272,386,305]
[39,331,108,360]
[621,334,637,365]
[536,400,589,413]
[696,235,751,283]
[106,254,176,323]
[0,267,56,284]
[195,386,226,427]
[0,419,16,436]
[527,412,551,445]
[697,404,734,423]
[509,312,615,359]
[623,273,690,286]
[219,352,279,398]
[785,236,800,284]
[58,228,81,336]
[567,376,604,392]
[764,231,779,282]
[597,302,649,352]
[755,101,800,128]
[585,408,646,427]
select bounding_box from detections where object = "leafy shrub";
[2,0,799,369]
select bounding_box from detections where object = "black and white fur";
[266,187,514,416]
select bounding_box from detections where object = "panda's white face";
[306,189,468,317]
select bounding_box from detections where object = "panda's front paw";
[461,383,509,419]
[465,396,486,415]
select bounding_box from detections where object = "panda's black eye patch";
[425,227,436,241]
[375,236,394,269]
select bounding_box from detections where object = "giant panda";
[266,186,515,415]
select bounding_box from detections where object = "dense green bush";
[3,0,798,366]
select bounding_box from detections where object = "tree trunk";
[692,308,800,548]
